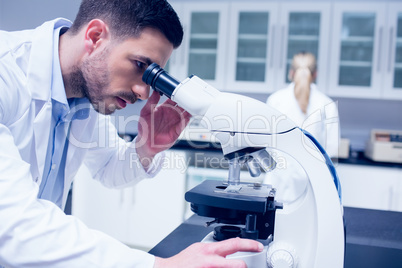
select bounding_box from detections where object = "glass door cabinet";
[275,3,331,92]
[328,4,386,98]
[225,3,278,93]
[167,1,400,100]
[175,3,229,89]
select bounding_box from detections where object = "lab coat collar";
[27,18,72,102]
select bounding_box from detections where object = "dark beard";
[63,68,107,114]
[64,67,89,99]
[63,47,115,115]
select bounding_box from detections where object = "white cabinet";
[167,1,402,100]
[337,163,402,212]
[168,3,229,89]
[328,3,386,98]
[226,2,331,93]
[225,3,279,93]
[274,2,331,92]
[169,1,332,94]
[72,150,187,250]
[328,3,402,99]
[225,2,331,93]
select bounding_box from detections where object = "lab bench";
[149,207,402,268]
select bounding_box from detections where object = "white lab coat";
[266,83,340,158]
[0,19,160,267]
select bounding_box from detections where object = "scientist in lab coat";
[265,52,340,203]
[267,52,340,158]
[0,0,263,267]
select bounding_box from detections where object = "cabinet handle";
[377,27,383,73]
[270,25,276,68]
[280,25,286,69]
[388,27,394,73]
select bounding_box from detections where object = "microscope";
[143,64,344,268]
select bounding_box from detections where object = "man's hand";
[136,90,191,170]
[154,237,264,268]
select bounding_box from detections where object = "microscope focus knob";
[266,241,298,268]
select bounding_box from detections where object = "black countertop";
[149,207,402,268]
[337,150,402,169]
[173,139,402,169]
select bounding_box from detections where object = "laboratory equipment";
[365,129,402,163]
[142,64,344,268]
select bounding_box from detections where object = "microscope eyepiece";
[142,63,180,99]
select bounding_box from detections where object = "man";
[0,0,263,267]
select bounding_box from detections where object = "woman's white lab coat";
[266,83,340,158]
[0,19,158,267]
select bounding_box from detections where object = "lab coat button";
[51,164,56,170]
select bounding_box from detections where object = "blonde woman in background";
[265,52,340,204]
[267,52,340,158]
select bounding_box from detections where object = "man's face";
[78,27,174,115]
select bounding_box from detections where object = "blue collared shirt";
[38,26,90,208]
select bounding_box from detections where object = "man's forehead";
[117,34,173,66]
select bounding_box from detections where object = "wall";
[0,0,80,30]
[1,0,401,151]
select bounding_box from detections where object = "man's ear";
[84,19,110,54]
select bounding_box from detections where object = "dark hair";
[69,0,183,48]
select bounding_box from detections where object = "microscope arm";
[143,64,295,135]
[165,75,296,154]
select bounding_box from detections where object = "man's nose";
[133,83,150,100]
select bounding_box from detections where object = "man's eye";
[135,61,146,70]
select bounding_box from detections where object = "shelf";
[288,35,319,41]
[238,34,267,40]
[341,36,374,43]
[236,57,266,64]
[190,33,218,40]
[340,60,372,67]
[189,48,217,55]
[394,63,402,69]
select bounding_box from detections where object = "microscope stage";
[185,180,275,215]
